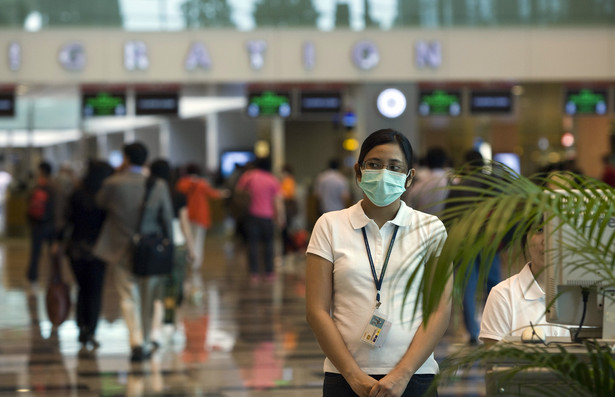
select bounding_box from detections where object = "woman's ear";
[354,163,362,181]
[405,168,416,189]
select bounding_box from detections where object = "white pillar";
[205,114,218,174]
[271,117,285,173]
[159,119,170,158]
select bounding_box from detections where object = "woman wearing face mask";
[306,129,453,397]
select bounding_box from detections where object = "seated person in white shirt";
[479,223,570,347]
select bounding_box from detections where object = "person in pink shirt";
[235,157,285,283]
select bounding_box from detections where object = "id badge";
[360,308,392,348]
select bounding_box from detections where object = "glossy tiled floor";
[0,227,486,396]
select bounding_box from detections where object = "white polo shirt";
[479,263,570,342]
[307,200,447,375]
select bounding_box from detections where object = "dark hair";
[426,147,448,169]
[150,159,172,184]
[123,142,148,166]
[186,162,202,176]
[255,157,272,172]
[38,161,52,177]
[464,150,484,167]
[329,159,341,170]
[357,128,413,169]
[82,160,114,194]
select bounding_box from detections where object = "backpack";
[27,185,53,222]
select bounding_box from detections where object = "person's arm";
[478,286,511,347]
[369,262,453,397]
[305,253,376,396]
[179,206,196,262]
[274,193,286,228]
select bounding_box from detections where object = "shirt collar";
[519,262,544,300]
[349,200,414,230]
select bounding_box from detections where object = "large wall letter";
[124,41,149,71]
[58,42,86,72]
[246,40,267,71]
[351,40,379,70]
[303,41,315,71]
[185,42,212,71]
[415,40,442,69]
[8,41,21,72]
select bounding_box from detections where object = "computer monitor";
[220,150,255,180]
[544,189,615,340]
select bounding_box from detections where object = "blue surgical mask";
[359,169,408,207]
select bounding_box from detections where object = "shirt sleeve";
[306,214,334,263]
[479,285,513,342]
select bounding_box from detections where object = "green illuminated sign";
[247,91,291,117]
[565,89,608,115]
[418,90,461,116]
[82,92,127,117]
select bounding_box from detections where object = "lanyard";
[361,225,399,307]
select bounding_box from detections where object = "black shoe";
[130,346,151,362]
[469,337,479,346]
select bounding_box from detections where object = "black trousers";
[69,256,107,339]
[27,222,54,282]
[245,215,275,275]
[323,372,437,397]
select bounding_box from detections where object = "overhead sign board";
[418,89,461,116]
[0,93,15,117]
[564,89,608,115]
[82,92,127,117]
[470,90,513,114]
[300,91,342,114]
[135,92,179,115]
[247,91,291,117]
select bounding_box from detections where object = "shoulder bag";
[132,178,174,276]
[45,251,71,326]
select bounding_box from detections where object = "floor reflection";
[0,232,485,396]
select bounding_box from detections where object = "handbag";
[45,251,71,327]
[132,178,174,276]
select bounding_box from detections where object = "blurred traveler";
[314,158,350,214]
[445,150,501,345]
[175,163,224,273]
[26,161,55,284]
[404,146,450,216]
[51,162,77,235]
[149,159,195,342]
[601,153,615,188]
[280,164,298,256]
[235,157,284,283]
[60,160,114,350]
[93,142,174,362]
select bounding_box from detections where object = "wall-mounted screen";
[247,91,291,117]
[418,90,461,116]
[470,90,513,114]
[564,89,608,115]
[220,150,256,179]
[82,92,127,117]
[135,92,179,115]
[300,91,342,114]
[0,93,15,117]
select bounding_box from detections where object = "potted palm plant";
[409,163,615,397]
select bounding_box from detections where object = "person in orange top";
[280,164,298,256]
[176,163,226,272]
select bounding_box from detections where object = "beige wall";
[1,28,615,84]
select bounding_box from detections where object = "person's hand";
[346,371,378,397]
[186,246,196,264]
[50,242,60,256]
[368,372,411,397]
